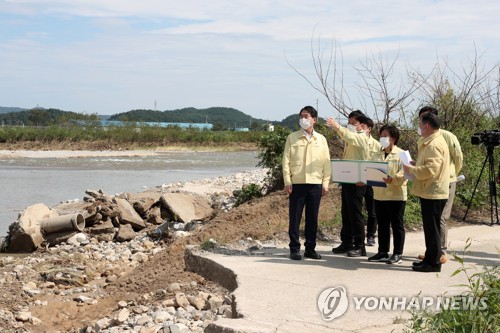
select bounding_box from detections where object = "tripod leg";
[463,154,488,221]
[487,153,499,225]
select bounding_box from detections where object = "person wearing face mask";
[415,106,463,264]
[367,124,408,264]
[326,111,375,257]
[404,112,450,272]
[282,106,331,261]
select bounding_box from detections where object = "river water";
[0,151,259,236]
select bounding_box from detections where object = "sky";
[0,1,499,121]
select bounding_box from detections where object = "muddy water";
[0,151,259,236]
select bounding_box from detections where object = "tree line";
[0,107,282,131]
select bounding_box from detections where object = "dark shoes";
[290,250,321,260]
[304,250,322,260]
[412,262,441,272]
[387,254,402,264]
[347,246,367,257]
[366,236,376,246]
[368,252,389,262]
[332,243,352,254]
[289,251,301,260]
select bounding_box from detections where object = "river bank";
[0,141,259,153]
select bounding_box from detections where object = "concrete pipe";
[40,213,85,234]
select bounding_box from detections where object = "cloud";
[0,0,498,120]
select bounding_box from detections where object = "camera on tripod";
[471,129,500,146]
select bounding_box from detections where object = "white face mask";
[379,136,390,149]
[299,118,312,130]
[417,127,423,136]
[347,124,358,132]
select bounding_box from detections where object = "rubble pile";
[0,169,267,332]
[4,169,267,252]
[0,232,238,332]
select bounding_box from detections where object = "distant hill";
[110,107,270,129]
[1,105,307,130]
[0,108,98,126]
[0,106,26,114]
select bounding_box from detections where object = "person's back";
[440,129,463,181]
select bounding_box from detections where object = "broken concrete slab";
[128,191,162,216]
[7,203,57,252]
[87,219,115,235]
[115,224,136,242]
[85,189,113,202]
[113,198,146,230]
[52,201,97,219]
[146,205,164,225]
[161,192,213,223]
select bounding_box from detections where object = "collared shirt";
[417,129,463,181]
[282,129,331,188]
[334,126,371,161]
[372,145,408,201]
[302,128,313,141]
[410,130,450,200]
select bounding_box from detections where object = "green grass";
[0,125,264,146]
[405,239,499,332]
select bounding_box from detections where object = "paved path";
[198,224,500,333]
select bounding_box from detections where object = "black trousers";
[365,186,377,238]
[288,184,323,252]
[420,198,447,266]
[341,183,366,247]
[375,200,406,255]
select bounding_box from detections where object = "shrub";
[256,126,290,192]
[233,183,263,206]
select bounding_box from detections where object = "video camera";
[471,129,500,146]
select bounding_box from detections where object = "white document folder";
[331,160,389,187]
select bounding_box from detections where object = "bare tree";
[412,47,499,129]
[286,33,354,118]
[354,50,429,124]
[287,33,429,124]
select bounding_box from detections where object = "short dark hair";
[364,117,374,129]
[300,106,318,119]
[348,110,365,118]
[418,106,438,117]
[379,124,400,145]
[421,112,441,129]
[349,114,368,124]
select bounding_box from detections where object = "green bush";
[233,183,263,206]
[256,126,291,192]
